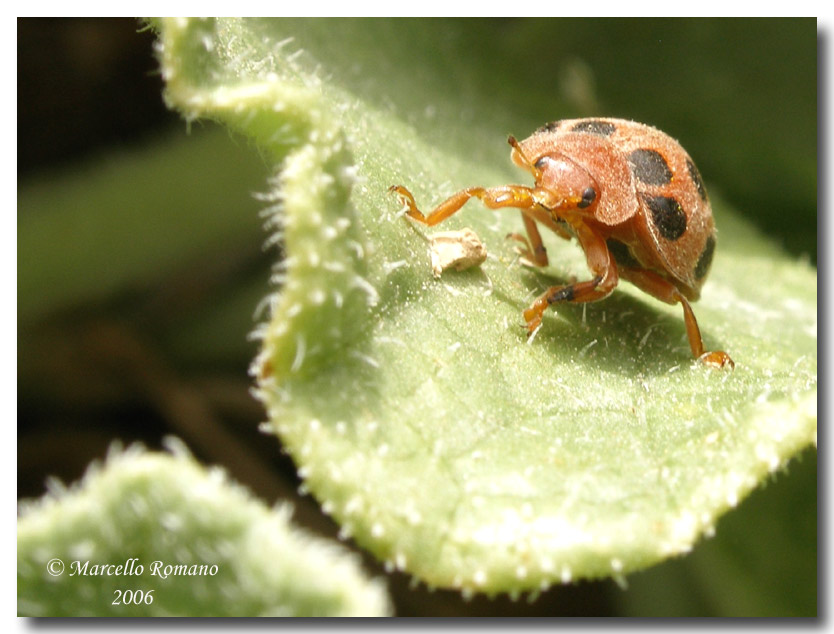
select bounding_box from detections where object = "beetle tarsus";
[522,292,553,336]
[389,185,428,223]
[698,350,735,370]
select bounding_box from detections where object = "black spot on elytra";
[606,239,640,269]
[536,121,561,133]
[694,234,716,279]
[687,158,708,201]
[642,194,687,241]
[570,120,616,136]
[628,148,673,185]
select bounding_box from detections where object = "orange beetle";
[390,117,733,369]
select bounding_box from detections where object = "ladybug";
[390,117,733,369]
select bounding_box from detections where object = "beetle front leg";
[620,269,734,369]
[390,184,565,265]
[389,184,545,226]
[523,221,618,335]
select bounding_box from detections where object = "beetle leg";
[619,269,734,369]
[507,212,549,267]
[390,184,565,233]
[523,221,618,335]
[508,213,580,266]
[390,184,545,226]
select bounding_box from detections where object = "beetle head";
[530,153,600,214]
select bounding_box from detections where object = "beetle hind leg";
[620,269,734,369]
[677,293,735,369]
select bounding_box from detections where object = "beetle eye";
[534,157,549,170]
[578,187,597,208]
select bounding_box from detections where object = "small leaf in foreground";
[17,440,391,616]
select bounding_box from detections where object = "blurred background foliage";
[18,18,816,616]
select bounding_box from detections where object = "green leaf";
[154,18,816,595]
[17,440,391,616]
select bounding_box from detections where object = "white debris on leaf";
[428,228,487,278]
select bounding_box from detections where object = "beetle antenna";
[508,135,541,180]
